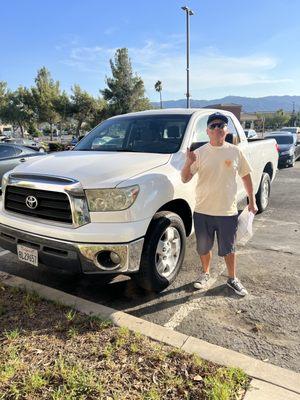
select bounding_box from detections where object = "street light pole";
[181,6,194,109]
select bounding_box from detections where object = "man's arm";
[181,148,196,183]
[242,173,258,214]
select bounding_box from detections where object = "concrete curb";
[244,379,300,400]
[1,272,300,397]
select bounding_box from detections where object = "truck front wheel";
[133,211,186,292]
[256,172,271,213]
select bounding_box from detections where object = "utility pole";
[292,101,296,126]
[181,6,194,108]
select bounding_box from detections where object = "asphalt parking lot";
[0,163,299,372]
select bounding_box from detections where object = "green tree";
[264,109,290,130]
[0,81,8,110]
[294,111,300,126]
[101,48,151,115]
[32,67,61,140]
[154,80,163,109]
[54,91,72,135]
[70,84,98,136]
[0,86,35,137]
[85,97,109,131]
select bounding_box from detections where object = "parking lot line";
[164,258,226,330]
[0,250,10,257]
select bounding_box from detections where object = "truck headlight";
[85,185,139,211]
[1,172,10,189]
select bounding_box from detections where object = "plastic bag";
[236,207,255,246]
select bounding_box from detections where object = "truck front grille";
[4,186,72,224]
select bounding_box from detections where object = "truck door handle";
[19,158,26,163]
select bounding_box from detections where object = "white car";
[0,109,278,292]
[244,129,258,139]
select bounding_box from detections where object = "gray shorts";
[193,212,238,257]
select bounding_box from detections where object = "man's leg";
[200,251,212,273]
[224,252,236,279]
[224,252,247,296]
[217,216,248,296]
[193,213,215,289]
[194,251,212,289]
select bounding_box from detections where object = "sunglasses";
[208,122,227,130]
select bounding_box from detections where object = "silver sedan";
[0,144,46,192]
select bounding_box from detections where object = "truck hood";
[11,150,171,188]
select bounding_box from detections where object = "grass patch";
[0,284,250,399]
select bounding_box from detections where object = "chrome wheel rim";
[155,227,181,278]
[261,178,269,209]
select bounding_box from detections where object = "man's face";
[206,119,228,142]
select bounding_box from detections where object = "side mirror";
[225,133,233,144]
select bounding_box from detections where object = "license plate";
[17,245,38,267]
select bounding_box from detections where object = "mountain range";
[151,95,300,113]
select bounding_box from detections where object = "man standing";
[181,112,258,296]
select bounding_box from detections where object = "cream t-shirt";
[190,142,252,216]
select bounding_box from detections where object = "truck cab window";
[227,117,240,144]
[193,115,209,143]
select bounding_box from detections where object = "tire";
[255,172,271,214]
[289,155,295,167]
[133,211,186,292]
[39,147,46,153]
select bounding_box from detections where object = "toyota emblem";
[25,195,38,210]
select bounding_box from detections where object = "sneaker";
[194,272,211,289]
[227,278,248,296]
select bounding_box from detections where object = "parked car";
[0,144,46,193]
[244,129,258,139]
[3,138,48,153]
[0,109,278,292]
[68,135,85,150]
[272,129,298,145]
[265,132,300,167]
[281,126,300,142]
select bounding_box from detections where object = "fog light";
[96,251,121,270]
[110,251,121,264]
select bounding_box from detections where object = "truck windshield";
[75,114,191,154]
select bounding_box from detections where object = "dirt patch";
[0,284,249,399]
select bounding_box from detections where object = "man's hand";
[186,147,196,164]
[181,148,196,183]
[248,200,258,214]
[242,174,258,214]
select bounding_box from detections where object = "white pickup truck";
[0,109,278,291]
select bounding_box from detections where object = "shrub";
[48,142,67,152]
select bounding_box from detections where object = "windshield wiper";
[115,148,137,152]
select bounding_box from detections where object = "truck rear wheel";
[133,211,186,292]
[256,172,271,213]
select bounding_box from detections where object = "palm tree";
[154,80,163,109]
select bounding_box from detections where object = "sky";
[1,0,300,102]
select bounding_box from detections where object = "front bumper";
[278,154,294,165]
[0,224,144,274]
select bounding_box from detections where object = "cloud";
[128,43,290,98]
[104,27,118,35]
[60,46,116,73]
[58,39,290,99]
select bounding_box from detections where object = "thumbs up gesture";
[186,147,196,164]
